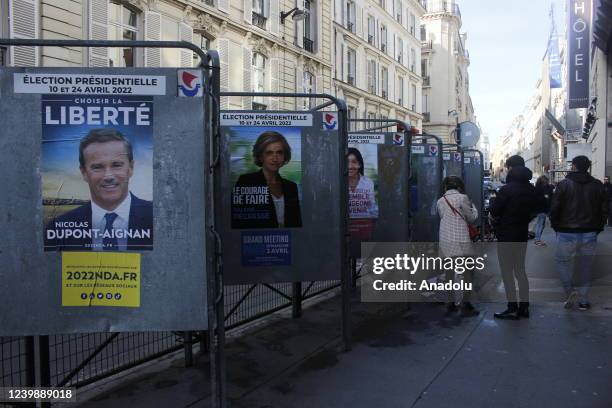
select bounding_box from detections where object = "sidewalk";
[70,228,612,408]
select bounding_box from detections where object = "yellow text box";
[62,252,141,307]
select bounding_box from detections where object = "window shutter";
[218,0,230,13]
[270,58,279,109]
[334,0,342,24]
[87,0,108,67]
[355,9,362,38]
[179,22,193,67]
[340,43,345,81]
[9,0,38,66]
[315,72,322,94]
[218,39,230,109]
[295,65,303,109]
[295,19,304,47]
[263,0,270,18]
[144,11,162,67]
[242,48,252,109]
[270,0,279,36]
[243,0,251,23]
[341,1,347,27]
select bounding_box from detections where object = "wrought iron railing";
[303,37,314,53]
[252,12,267,29]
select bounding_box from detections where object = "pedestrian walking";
[533,175,554,246]
[549,156,608,311]
[604,176,612,227]
[436,176,479,316]
[490,155,543,319]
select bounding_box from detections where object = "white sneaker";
[564,290,577,309]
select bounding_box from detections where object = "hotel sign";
[567,0,591,108]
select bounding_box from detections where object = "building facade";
[332,0,426,129]
[0,0,334,111]
[420,0,474,143]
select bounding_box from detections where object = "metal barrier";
[442,144,463,178]
[462,149,485,236]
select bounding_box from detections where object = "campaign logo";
[322,113,338,130]
[453,152,462,162]
[393,133,404,146]
[429,145,438,156]
[178,70,203,97]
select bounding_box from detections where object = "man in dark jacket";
[549,156,608,310]
[490,155,543,319]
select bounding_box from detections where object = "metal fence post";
[183,332,193,367]
[38,335,51,408]
[292,282,302,318]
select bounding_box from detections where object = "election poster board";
[442,145,462,178]
[219,111,343,284]
[410,141,443,242]
[0,68,209,335]
[347,132,410,257]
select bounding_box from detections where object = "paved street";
[69,228,612,408]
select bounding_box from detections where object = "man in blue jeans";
[549,156,609,310]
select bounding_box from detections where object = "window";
[193,32,211,65]
[347,47,356,85]
[367,15,375,45]
[252,52,267,109]
[303,71,315,108]
[395,0,402,22]
[367,59,377,94]
[379,0,386,10]
[380,24,387,52]
[252,0,267,29]
[411,83,416,110]
[346,1,355,32]
[398,76,404,106]
[420,24,427,41]
[410,13,416,36]
[0,0,7,66]
[397,37,403,64]
[348,106,358,130]
[381,66,388,99]
[410,48,416,72]
[109,2,138,67]
[303,0,315,52]
[422,94,428,112]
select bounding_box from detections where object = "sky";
[458,0,565,147]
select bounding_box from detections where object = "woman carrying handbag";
[436,176,479,316]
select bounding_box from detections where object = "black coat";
[490,166,543,242]
[549,172,608,233]
[231,170,302,229]
[534,184,554,213]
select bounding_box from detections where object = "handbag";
[443,195,479,241]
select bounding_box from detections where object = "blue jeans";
[534,213,547,241]
[555,232,598,303]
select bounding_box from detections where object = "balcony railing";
[425,1,461,19]
[423,76,430,86]
[422,40,433,50]
[423,112,430,122]
[303,37,314,53]
[381,43,386,52]
[252,12,267,29]
[398,98,403,106]
[202,0,214,6]
[252,101,267,110]
[382,90,387,99]
[368,35,375,45]
[348,74,355,85]
[347,22,355,33]
[397,55,402,64]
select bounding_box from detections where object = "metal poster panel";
[0,68,209,335]
[347,132,410,257]
[410,142,442,242]
[568,0,591,108]
[220,111,342,284]
[463,150,484,225]
[443,146,462,178]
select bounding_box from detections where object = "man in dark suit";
[44,129,153,251]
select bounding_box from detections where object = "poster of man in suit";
[42,95,153,251]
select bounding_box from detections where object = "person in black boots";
[490,155,543,319]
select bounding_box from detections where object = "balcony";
[381,43,386,52]
[398,98,403,106]
[423,112,430,122]
[252,102,267,110]
[202,0,214,5]
[303,37,314,53]
[368,35,375,45]
[422,40,433,50]
[425,1,461,19]
[347,22,355,33]
[423,76,430,86]
[382,90,387,99]
[397,55,402,64]
[348,74,355,85]
[252,12,267,29]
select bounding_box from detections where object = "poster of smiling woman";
[42,95,154,251]
[229,127,302,229]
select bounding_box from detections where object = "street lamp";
[280,7,307,24]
